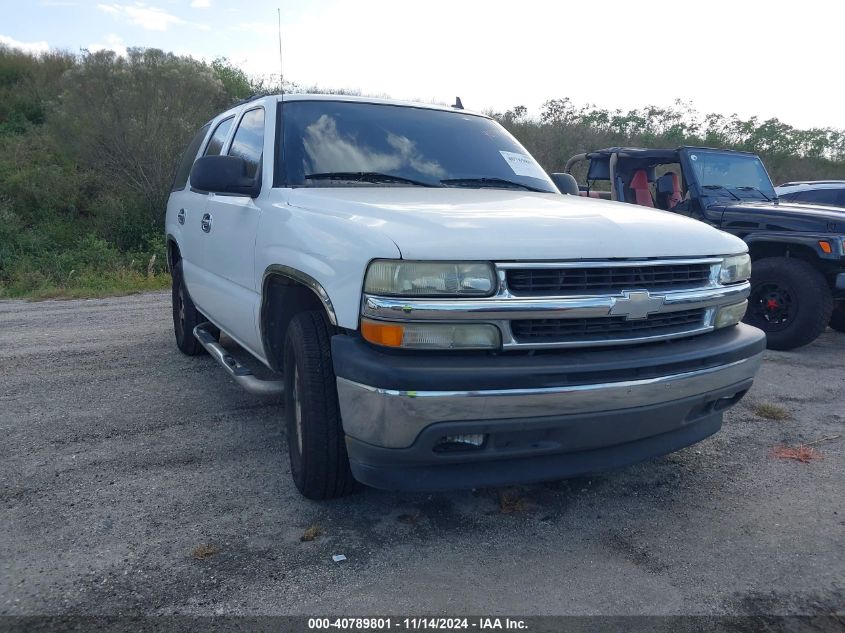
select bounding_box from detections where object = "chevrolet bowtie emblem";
[609,291,665,320]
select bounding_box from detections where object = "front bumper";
[332,324,765,491]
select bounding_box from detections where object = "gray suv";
[776,180,845,207]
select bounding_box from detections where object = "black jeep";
[557,147,845,350]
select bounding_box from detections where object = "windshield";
[278,101,557,192]
[687,150,776,199]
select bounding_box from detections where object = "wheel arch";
[166,234,181,271]
[260,265,339,372]
[745,234,828,267]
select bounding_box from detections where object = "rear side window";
[204,116,235,156]
[172,122,210,191]
[795,189,840,206]
[228,108,265,179]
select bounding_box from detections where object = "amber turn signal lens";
[361,319,404,347]
[818,240,832,254]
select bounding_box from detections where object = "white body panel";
[166,94,748,363]
[285,187,747,262]
[183,190,264,356]
[254,189,401,330]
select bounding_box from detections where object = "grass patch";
[498,488,529,514]
[770,444,824,463]
[770,435,841,463]
[300,524,323,542]
[1,270,170,300]
[752,403,790,420]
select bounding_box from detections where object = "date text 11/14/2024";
[307,617,528,630]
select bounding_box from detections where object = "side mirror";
[190,155,260,197]
[550,172,580,196]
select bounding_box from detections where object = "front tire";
[171,261,204,356]
[829,303,845,333]
[283,311,356,500]
[744,257,833,350]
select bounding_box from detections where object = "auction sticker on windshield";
[499,150,547,180]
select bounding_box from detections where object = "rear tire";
[744,257,833,350]
[283,311,356,500]
[171,261,204,356]
[829,303,845,333]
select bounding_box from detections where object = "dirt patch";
[191,544,221,560]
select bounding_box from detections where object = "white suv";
[165,94,765,499]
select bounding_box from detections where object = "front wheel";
[829,303,845,333]
[744,257,833,350]
[283,311,356,500]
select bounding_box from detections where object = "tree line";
[0,45,843,298]
[0,46,261,297]
[495,99,845,185]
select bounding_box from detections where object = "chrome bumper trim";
[363,282,748,349]
[336,352,763,448]
[363,282,749,321]
[495,257,724,269]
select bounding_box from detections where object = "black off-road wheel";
[829,303,845,333]
[171,261,204,356]
[283,311,356,500]
[745,257,833,350]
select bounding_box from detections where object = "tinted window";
[795,188,841,206]
[279,101,557,192]
[204,116,234,156]
[228,108,264,179]
[172,123,210,191]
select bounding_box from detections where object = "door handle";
[201,213,212,233]
[177,208,186,225]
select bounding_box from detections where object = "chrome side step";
[193,323,284,396]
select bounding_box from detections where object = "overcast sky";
[2,0,842,129]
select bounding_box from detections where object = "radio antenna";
[277,7,284,95]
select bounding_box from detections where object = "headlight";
[364,260,496,297]
[720,254,751,284]
[361,318,501,350]
[714,301,748,329]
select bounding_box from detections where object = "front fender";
[745,231,845,261]
[254,197,402,330]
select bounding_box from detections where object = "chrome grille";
[506,263,713,295]
[361,257,749,350]
[511,308,707,344]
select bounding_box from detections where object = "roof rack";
[779,180,845,187]
[233,93,267,106]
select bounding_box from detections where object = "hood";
[286,188,746,260]
[720,200,845,232]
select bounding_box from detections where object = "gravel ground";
[1,292,843,616]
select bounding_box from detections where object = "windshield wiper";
[701,184,741,201]
[304,172,441,187]
[735,186,772,202]
[440,177,547,193]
